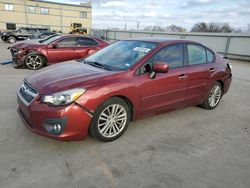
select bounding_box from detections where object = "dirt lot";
[0,40,249,188]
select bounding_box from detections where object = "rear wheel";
[201,82,222,109]
[8,36,16,44]
[24,54,45,70]
[89,97,131,142]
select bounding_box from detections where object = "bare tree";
[220,23,234,33]
[166,24,186,32]
[247,24,250,33]
[191,22,208,32]
[191,22,234,33]
[143,24,186,32]
[143,25,166,31]
[208,23,219,32]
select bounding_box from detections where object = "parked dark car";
[17,38,232,142]
[1,27,49,44]
[9,34,109,70]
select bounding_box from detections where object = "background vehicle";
[9,34,109,70]
[17,38,232,142]
[1,27,49,44]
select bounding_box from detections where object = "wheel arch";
[216,80,224,93]
[101,95,135,122]
[26,51,48,65]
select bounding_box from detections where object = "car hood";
[11,40,45,49]
[26,61,116,94]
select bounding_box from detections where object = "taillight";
[227,62,232,70]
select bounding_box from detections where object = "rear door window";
[77,37,99,46]
[206,49,215,63]
[57,37,78,47]
[187,44,207,65]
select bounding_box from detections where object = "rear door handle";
[209,68,214,73]
[178,74,187,80]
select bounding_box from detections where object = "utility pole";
[24,0,28,26]
[60,5,63,33]
[136,21,140,31]
[124,22,127,30]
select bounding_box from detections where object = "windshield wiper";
[83,60,109,70]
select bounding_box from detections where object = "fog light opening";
[44,123,62,134]
[43,118,67,135]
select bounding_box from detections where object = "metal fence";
[90,29,250,61]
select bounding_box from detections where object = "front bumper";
[10,48,25,68]
[17,94,93,141]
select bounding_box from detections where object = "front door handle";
[209,68,214,73]
[178,74,187,80]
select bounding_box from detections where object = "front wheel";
[201,82,222,109]
[24,54,45,70]
[89,97,131,142]
[8,36,16,44]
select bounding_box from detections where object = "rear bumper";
[17,95,92,141]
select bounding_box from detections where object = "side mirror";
[149,62,169,79]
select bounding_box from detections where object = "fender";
[25,51,48,65]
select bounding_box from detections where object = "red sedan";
[17,38,232,141]
[9,34,109,70]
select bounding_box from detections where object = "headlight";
[17,49,25,54]
[42,88,86,106]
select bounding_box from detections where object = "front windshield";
[40,34,61,44]
[84,40,158,71]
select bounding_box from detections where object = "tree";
[191,22,208,32]
[220,23,234,33]
[143,24,186,32]
[191,22,234,33]
[143,25,166,31]
[166,24,186,32]
[247,24,250,33]
[208,23,219,32]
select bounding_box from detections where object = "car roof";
[126,37,199,44]
[60,34,100,40]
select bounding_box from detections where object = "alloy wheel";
[208,85,222,107]
[97,104,127,138]
[8,37,16,44]
[26,55,42,70]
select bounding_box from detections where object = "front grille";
[10,48,18,56]
[18,82,38,105]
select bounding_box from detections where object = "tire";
[8,36,16,44]
[201,81,223,110]
[89,97,131,142]
[24,54,45,70]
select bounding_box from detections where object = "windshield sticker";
[133,47,151,53]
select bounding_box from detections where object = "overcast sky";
[48,0,250,30]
